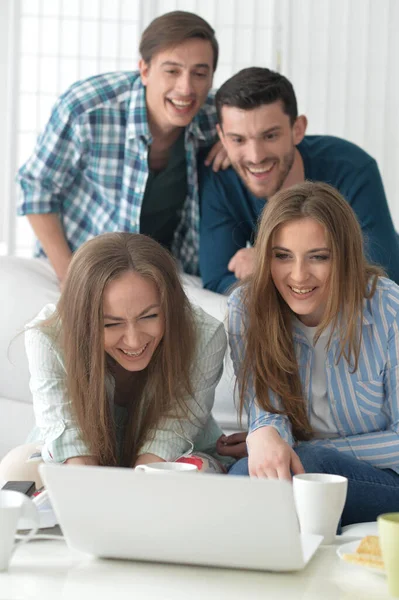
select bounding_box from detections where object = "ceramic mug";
[0,490,39,571]
[378,512,399,597]
[293,473,348,544]
[135,462,198,474]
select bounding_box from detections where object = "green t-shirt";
[140,131,187,250]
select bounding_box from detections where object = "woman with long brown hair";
[228,181,399,524]
[1,232,229,481]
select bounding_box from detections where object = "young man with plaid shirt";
[18,11,227,285]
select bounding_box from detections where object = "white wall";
[9,0,278,255]
[281,0,399,221]
[0,0,11,253]
[2,0,399,255]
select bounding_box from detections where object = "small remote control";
[2,480,36,497]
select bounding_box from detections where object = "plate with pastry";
[337,535,385,576]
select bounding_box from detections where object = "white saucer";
[336,540,385,576]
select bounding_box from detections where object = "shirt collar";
[362,303,373,326]
[127,74,209,144]
[186,112,207,141]
[127,76,152,142]
[292,303,374,346]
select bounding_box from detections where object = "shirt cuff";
[248,415,294,446]
[41,422,91,463]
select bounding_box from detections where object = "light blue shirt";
[228,277,399,472]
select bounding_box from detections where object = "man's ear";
[292,115,308,145]
[216,124,226,148]
[139,58,150,86]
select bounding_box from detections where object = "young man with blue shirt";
[199,67,399,294]
[18,11,227,285]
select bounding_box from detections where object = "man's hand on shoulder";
[204,140,230,172]
[228,247,255,280]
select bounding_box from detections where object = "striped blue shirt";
[228,277,399,472]
[17,71,218,275]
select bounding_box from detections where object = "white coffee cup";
[135,462,198,474]
[293,473,348,545]
[0,490,40,571]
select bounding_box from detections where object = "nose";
[247,140,266,165]
[176,71,193,96]
[123,324,142,348]
[290,259,309,283]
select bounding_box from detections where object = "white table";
[0,537,391,600]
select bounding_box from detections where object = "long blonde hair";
[240,181,383,440]
[44,233,196,466]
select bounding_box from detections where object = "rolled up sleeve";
[227,288,294,445]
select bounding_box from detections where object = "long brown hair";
[239,181,383,440]
[43,233,197,466]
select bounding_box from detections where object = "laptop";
[39,463,323,572]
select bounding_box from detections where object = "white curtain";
[2,0,398,255]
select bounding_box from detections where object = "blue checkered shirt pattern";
[17,71,218,275]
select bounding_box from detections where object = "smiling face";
[139,38,214,136]
[217,101,306,198]
[270,218,332,327]
[103,271,165,372]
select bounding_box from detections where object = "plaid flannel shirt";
[17,71,218,275]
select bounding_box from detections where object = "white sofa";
[0,256,242,460]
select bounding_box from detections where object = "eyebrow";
[225,126,282,139]
[160,60,211,70]
[103,304,161,321]
[272,246,331,253]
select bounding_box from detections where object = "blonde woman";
[0,233,230,483]
[228,181,399,525]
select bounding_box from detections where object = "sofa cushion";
[0,256,60,405]
[0,396,36,459]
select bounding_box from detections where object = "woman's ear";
[293,115,308,145]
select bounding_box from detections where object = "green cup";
[378,513,399,597]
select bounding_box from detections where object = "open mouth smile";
[167,98,195,113]
[247,162,276,179]
[288,285,317,299]
[119,343,149,359]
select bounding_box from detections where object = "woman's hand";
[247,426,305,479]
[216,432,248,458]
[65,456,98,466]
[134,453,164,467]
[204,140,230,171]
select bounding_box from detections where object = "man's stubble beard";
[232,145,296,199]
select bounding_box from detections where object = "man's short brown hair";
[139,11,218,71]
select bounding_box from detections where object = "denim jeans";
[228,445,399,526]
